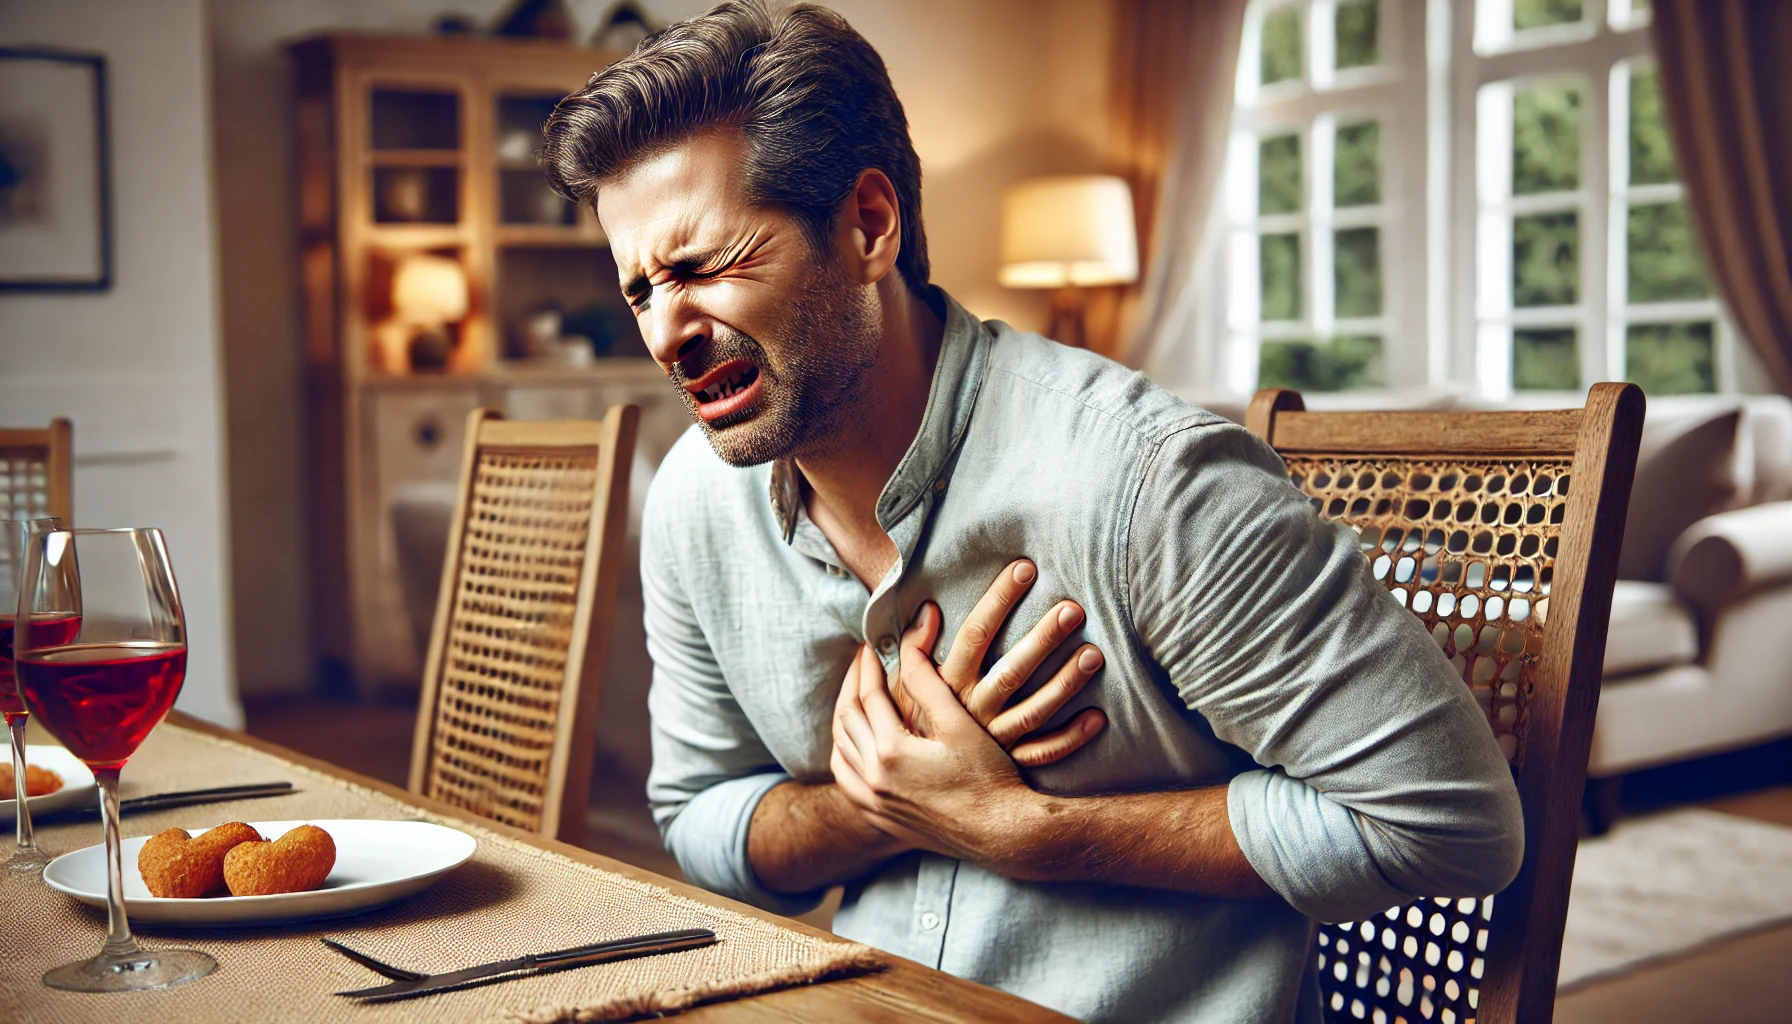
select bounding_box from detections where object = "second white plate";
[44,818,477,926]
[0,744,97,823]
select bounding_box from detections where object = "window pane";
[1514,0,1583,31]
[1514,81,1583,194]
[1335,227,1382,317]
[1513,211,1579,306]
[1513,328,1580,390]
[1262,7,1301,85]
[1334,121,1380,207]
[1259,335,1385,391]
[1336,0,1378,69]
[1260,133,1302,214]
[1628,201,1710,302]
[1261,232,1302,320]
[1629,70,1677,185]
[1626,322,1716,394]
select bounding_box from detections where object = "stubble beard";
[671,255,883,468]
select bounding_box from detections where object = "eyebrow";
[621,246,727,302]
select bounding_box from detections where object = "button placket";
[910,854,958,967]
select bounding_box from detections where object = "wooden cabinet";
[290,33,672,694]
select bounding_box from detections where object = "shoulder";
[643,425,768,542]
[978,319,1234,450]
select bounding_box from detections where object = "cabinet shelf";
[369,150,462,167]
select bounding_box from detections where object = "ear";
[834,168,902,287]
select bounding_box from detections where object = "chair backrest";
[408,405,639,847]
[0,419,74,522]
[1246,383,1643,1024]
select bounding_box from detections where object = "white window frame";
[1219,0,1433,393]
[1454,0,1735,397]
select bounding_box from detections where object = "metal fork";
[322,938,426,982]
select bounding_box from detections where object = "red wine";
[15,642,186,771]
[0,614,82,719]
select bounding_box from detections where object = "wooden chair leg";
[1583,774,1623,836]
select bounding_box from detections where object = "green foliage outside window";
[1335,0,1378,69]
[1261,233,1302,320]
[1334,121,1380,207]
[1262,7,1301,85]
[1514,81,1582,194]
[1629,70,1676,185]
[1259,336,1385,391]
[1514,0,1583,31]
[1513,328,1580,391]
[1628,201,1710,302]
[1627,322,1716,394]
[1260,133,1301,214]
[1334,227,1382,318]
[1514,212,1579,307]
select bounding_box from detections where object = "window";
[1211,0,1732,397]
[1222,0,1426,393]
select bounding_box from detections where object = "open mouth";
[685,360,764,423]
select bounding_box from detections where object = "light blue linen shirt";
[641,289,1523,1023]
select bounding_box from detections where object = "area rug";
[1558,808,1792,991]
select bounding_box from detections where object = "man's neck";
[797,284,944,587]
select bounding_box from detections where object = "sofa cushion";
[1618,408,1742,581]
[1603,581,1700,678]
[1669,500,1792,610]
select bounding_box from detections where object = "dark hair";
[541,0,929,294]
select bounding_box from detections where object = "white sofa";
[1192,387,1792,833]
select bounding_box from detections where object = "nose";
[641,286,709,367]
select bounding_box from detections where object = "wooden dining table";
[1,711,1073,1024]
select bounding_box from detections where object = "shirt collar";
[770,287,989,542]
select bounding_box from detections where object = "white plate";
[44,819,476,926]
[0,744,97,823]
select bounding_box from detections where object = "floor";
[242,697,1792,1022]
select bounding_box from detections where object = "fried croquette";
[138,821,265,898]
[0,762,64,798]
[223,823,335,897]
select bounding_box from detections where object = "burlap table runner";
[0,725,881,1023]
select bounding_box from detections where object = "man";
[541,3,1524,1021]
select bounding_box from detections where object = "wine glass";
[15,527,216,992]
[2,516,68,874]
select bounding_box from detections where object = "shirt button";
[826,564,845,577]
[877,635,898,656]
[933,478,946,493]
[920,911,941,931]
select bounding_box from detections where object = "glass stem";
[94,768,140,959]
[9,716,34,854]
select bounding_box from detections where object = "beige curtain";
[1107,0,1248,367]
[1653,0,1792,394]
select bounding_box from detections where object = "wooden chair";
[0,418,74,522]
[408,405,640,847]
[1246,383,1643,1024]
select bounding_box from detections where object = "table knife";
[335,927,719,1002]
[14,782,295,825]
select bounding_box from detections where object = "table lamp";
[998,175,1139,348]
[392,253,469,371]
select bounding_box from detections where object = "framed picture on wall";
[0,47,113,292]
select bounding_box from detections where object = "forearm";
[747,780,910,894]
[1003,785,1274,899]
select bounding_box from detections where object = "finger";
[831,745,879,810]
[835,644,869,720]
[1010,708,1106,768]
[864,642,914,740]
[899,600,944,665]
[988,644,1104,748]
[965,600,1086,724]
[900,649,982,740]
[837,686,882,772]
[938,559,1036,693]
[832,709,871,779]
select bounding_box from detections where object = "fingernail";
[1084,712,1104,734]
[1078,648,1103,672]
[1058,603,1081,627]
[1013,561,1036,584]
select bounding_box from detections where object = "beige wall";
[1,0,241,727]
[209,0,1116,698]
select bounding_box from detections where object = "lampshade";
[999,175,1139,289]
[392,254,469,324]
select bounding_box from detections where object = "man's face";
[597,131,881,467]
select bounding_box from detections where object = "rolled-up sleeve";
[1127,422,1524,923]
[641,482,827,916]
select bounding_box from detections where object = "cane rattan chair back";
[408,405,639,847]
[0,419,73,522]
[1247,383,1643,1024]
